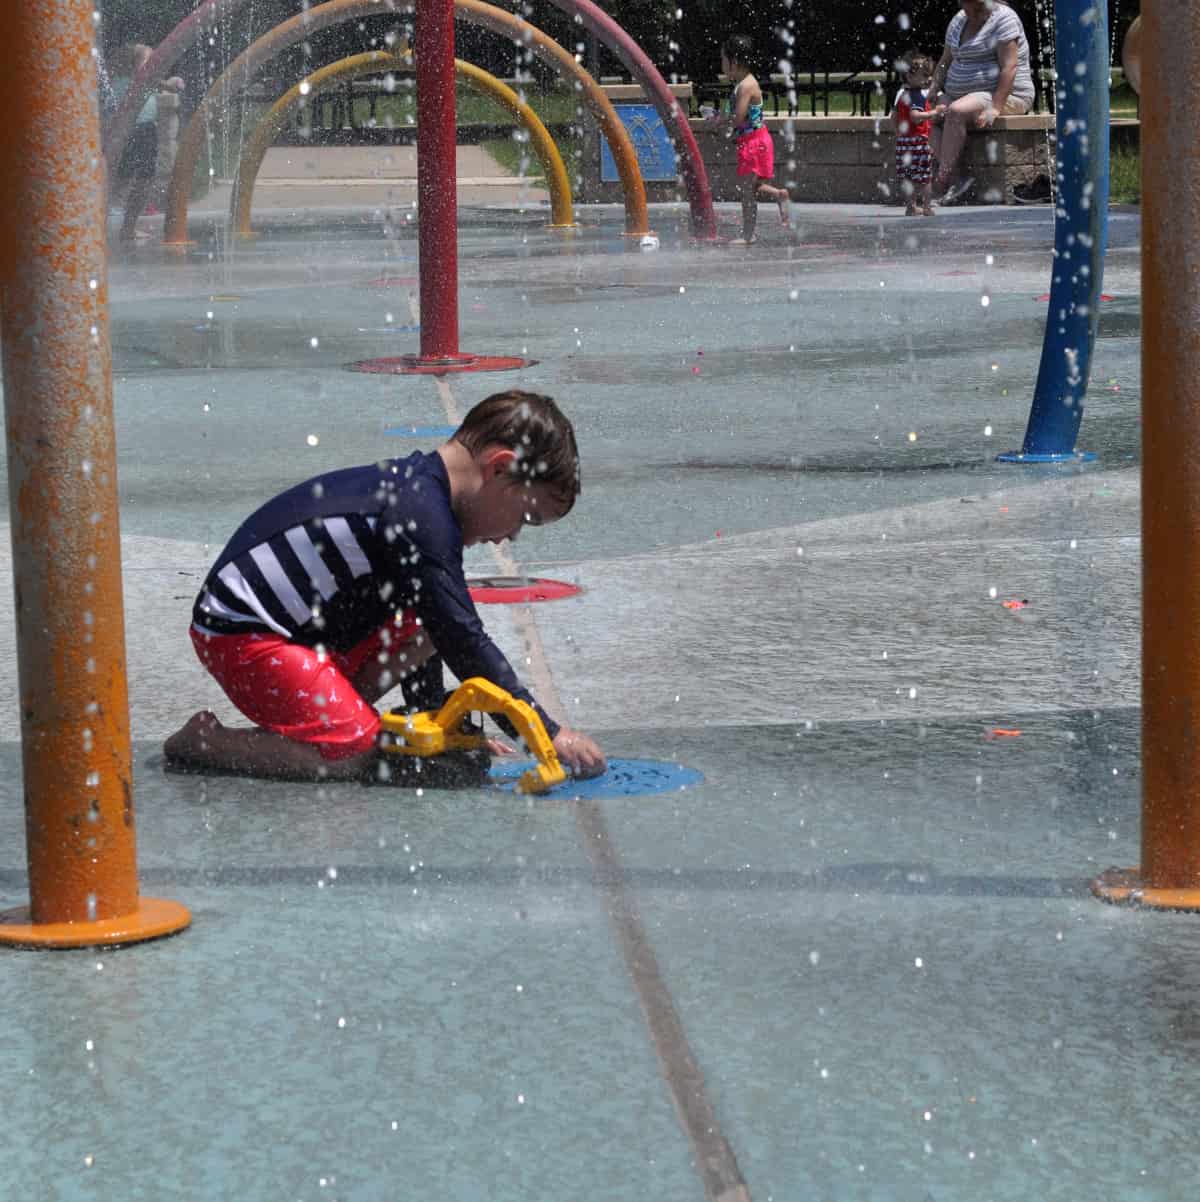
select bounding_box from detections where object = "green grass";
[1109,147,1140,205]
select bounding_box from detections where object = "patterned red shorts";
[190,611,420,761]
[895,136,933,184]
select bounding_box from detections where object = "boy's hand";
[553,728,607,779]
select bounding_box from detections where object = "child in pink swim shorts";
[708,36,790,246]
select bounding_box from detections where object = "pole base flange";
[0,897,192,949]
[996,449,1097,464]
[346,353,536,376]
[1091,866,1200,911]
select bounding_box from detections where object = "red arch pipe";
[540,0,716,240]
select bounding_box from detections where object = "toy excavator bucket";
[380,677,566,795]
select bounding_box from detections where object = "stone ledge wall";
[578,114,1138,207]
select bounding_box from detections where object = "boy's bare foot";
[163,710,222,767]
[728,236,758,247]
[921,205,935,217]
[905,204,919,216]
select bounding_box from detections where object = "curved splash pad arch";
[163,0,648,244]
[117,0,657,241]
[229,50,576,238]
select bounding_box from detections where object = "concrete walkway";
[190,144,553,216]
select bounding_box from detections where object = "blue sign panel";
[600,104,678,183]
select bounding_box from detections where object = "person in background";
[927,1,1036,205]
[707,35,791,245]
[106,43,184,243]
[891,50,936,217]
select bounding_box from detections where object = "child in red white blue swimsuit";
[709,36,790,246]
[891,51,936,217]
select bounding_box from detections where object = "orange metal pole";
[0,2,190,947]
[1092,1,1200,911]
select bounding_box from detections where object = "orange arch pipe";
[165,0,648,245]
[232,50,575,236]
[0,1,189,948]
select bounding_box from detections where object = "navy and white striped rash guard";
[192,449,559,739]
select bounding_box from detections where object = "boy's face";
[907,67,931,88]
[461,449,570,547]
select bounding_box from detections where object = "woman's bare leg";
[933,95,988,192]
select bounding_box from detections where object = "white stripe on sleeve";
[284,524,338,599]
[196,589,273,628]
[216,563,293,637]
[325,516,372,578]
[249,544,313,624]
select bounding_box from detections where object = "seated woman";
[928,0,1036,204]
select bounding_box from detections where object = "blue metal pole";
[997,0,1109,464]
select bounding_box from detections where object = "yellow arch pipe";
[232,50,575,237]
[165,0,649,245]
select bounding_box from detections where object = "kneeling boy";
[164,390,606,782]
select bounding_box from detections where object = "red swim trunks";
[190,610,421,761]
[736,127,775,179]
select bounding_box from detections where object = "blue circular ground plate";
[489,757,703,799]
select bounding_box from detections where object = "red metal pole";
[0,1,190,948]
[416,0,467,363]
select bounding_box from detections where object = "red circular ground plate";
[347,354,536,376]
[467,576,582,604]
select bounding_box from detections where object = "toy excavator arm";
[379,677,566,795]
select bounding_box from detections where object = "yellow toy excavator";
[379,677,566,795]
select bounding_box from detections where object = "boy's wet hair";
[898,50,934,77]
[452,390,581,513]
[722,35,756,69]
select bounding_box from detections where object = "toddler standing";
[891,51,935,217]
